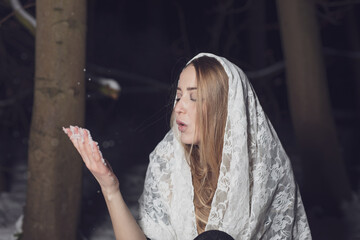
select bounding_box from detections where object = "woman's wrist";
[101,183,121,200]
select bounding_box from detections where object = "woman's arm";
[63,126,146,240]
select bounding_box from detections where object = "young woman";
[63,53,311,240]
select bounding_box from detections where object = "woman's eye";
[175,92,181,102]
[190,94,197,102]
[175,94,182,102]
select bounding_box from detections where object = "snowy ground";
[0,163,26,240]
[0,158,147,240]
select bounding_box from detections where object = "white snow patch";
[342,192,360,239]
[97,78,121,91]
[0,164,27,240]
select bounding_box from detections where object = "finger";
[62,126,75,147]
[65,126,90,166]
[81,128,94,157]
[83,129,106,167]
[79,128,99,164]
[65,127,108,170]
[69,125,81,142]
[79,128,109,171]
[62,127,69,136]
[75,126,91,164]
[79,128,99,167]
[84,129,96,155]
[65,125,80,150]
[63,127,75,140]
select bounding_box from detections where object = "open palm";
[63,126,119,193]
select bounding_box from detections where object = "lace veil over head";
[138,53,311,240]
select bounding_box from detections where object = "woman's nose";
[174,99,185,114]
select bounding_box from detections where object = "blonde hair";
[174,56,229,233]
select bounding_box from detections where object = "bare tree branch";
[246,61,285,79]
[9,0,36,35]
[316,10,341,25]
[87,63,171,90]
[324,47,360,59]
[0,2,35,26]
[243,47,360,79]
[0,90,32,107]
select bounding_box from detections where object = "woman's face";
[174,65,200,145]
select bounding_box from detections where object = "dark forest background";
[0,0,359,239]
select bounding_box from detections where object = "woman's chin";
[180,136,200,145]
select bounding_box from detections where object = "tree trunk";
[276,0,352,208]
[22,0,86,239]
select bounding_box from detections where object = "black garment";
[146,230,234,240]
[194,230,235,240]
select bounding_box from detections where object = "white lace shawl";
[138,53,311,240]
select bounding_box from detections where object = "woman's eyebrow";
[177,87,197,91]
[187,87,197,91]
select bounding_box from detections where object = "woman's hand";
[63,126,119,194]
[64,126,146,240]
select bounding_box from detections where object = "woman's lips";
[176,120,187,132]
